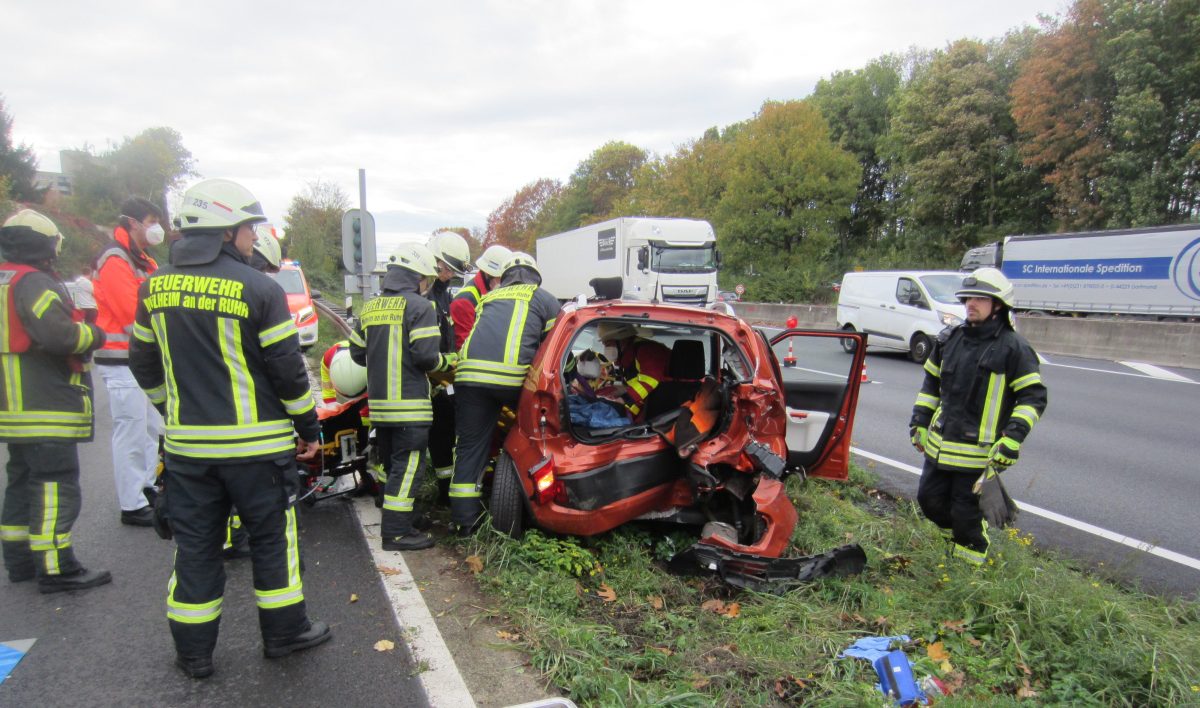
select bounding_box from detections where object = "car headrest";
[589,276,623,300]
[669,339,705,380]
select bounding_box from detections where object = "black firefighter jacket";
[129,240,319,462]
[456,268,559,389]
[909,317,1048,472]
[1,262,106,442]
[349,267,454,427]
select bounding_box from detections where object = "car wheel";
[909,333,932,364]
[840,325,858,354]
[489,452,526,539]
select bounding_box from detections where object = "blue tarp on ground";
[0,639,36,684]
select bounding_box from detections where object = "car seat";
[643,339,705,419]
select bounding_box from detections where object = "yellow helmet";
[388,242,438,278]
[1,209,63,256]
[957,267,1014,308]
[176,179,268,232]
[428,231,470,276]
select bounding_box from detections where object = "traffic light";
[341,208,376,273]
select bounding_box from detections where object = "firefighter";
[449,244,511,350]
[426,231,471,496]
[1,209,110,592]
[94,196,165,526]
[349,242,457,551]
[129,179,329,678]
[595,321,671,420]
[450,252,560,534]
[909,268,1047,565]
[250,225,282,274]
[318,340,354,405]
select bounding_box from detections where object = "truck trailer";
[535,217,720,306]
[960,224,1200,318]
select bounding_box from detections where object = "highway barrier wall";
[731,302,1198,369]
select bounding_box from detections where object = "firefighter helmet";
[957,267,1014,308]
[501,251,539,277]
[388,242,438,278]
[329,349,368,397]
[176,179,268,232]
[597,321,637,342]
[1,209,63,255]
[253,225,282,270]
[475,244,512,277]
[428,231,470,276]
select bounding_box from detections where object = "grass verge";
[450,466,1200,706]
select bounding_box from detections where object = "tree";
[283,180,350,291]
[0,96,41,202]
[620,125,739,222]
[483,178,562,251]
[68,127,197,224]
[716,100,859,301]
[537,141,647,234]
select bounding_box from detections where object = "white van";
[836,271,966,363]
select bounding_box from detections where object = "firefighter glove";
[437,352,459,372]
[989,437,1020,469]
[910,426,928,453]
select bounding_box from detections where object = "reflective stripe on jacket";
[0,263,105,442]
[128,245,318,461]
[910,318,1047,472]
[94,227,157,363]
[449,271,489,351]
[615,338,671,417]
[456,283,559,389]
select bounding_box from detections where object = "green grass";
[450,466,1200,706]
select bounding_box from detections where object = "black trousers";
[376,425,429,539]
[164,455,310,658]
[429,388,456,492]
[2,443,83,578]
[916,457,989,560]
[450,384,519,528]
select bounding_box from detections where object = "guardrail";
[730,302,1198,369]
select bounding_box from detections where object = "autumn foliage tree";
[484,178,562,252]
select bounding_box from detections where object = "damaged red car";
[488,300,870,589]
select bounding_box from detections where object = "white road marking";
[1037,352,1049,364]
[352,496,476,708]
[1119,361,1197,383]
[850,447,1200,573]
[1041,360,1200,383]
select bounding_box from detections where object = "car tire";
[489,452,526,540]
[840,325,858,354]
[909,333,932,364]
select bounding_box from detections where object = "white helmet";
[475,244,512,277]
[1,209,63,255]
[501,251,539,277]
[176,179,268,232]
[253,225,282,270]
[957,267,1015,308]
[388,242,438,278]
[428,230,470,276]
[329,349,368,397]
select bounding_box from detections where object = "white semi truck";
[960,224,1200,318]
[536,217,720,306]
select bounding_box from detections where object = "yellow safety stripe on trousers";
[282,391,315,417]
[219,317,257,425]
[37,482,60,574]
[914,392,939,411]
[151,313,182,424]
[383,450,421,512]
[409,325,439,341]
[256,506,304,609]
[1010,371,1043,391]
[31,289,59,319]
[434,465,454,480]
[977,371,1006,445]
[924,358,941,377]
[449,482,482,499]
[30,532,71,551]
[167,573,223,623]
[133,321,155,343]
[259,318,298,348]
[1,525,30,541]
[73,322,94,354]
[1011,404,1040,429]
[953,543,987,565]
[2,353,22,411]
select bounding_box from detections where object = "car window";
[269,269,307,296]
[896,278,923,306]
[770,334,855,386]
[919,274,963,305]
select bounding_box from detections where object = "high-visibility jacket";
[94,227,157,364]
[128,242,319,461]
[456,281,559,389]
[1,261,105,442]
[449,271,491,351]
[613,338,671,417]
[348,267,453,426]
[910,318,1047,472]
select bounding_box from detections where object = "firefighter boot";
[264,620,332,659]
[38,567,112,594]
[175,654,215,679]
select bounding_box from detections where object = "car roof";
[566,299,742,329]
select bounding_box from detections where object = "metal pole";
[358,169,370,301]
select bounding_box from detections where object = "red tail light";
[529,455,565,505]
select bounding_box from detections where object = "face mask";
[144,223,166,246]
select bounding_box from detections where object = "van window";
[896,278,926,308]
[919,274,964,305]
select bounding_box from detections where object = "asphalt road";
[0,381,428,706]
[773,330,1200,597]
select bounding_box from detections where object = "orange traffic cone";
[783,339,797,367]
[861,363,869,383]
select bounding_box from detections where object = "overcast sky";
[4,0,1065,253]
